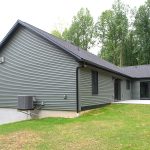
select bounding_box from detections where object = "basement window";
[92,70,98,95]
[126,80,130,90]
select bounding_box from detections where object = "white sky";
[0,0,146,55]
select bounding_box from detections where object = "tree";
[134,0,150,64]
[63,8,95,50]
[51,29,63,39]
[124,31,138,66]
[112,0,128,66]
[50,0,150,66]
[96,0,129,66]
[96,10,118,65]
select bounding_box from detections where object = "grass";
[0,104,150,150]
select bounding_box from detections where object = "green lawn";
[0,104,150,150]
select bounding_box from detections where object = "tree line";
[51,0,150,67]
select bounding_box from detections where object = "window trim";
[92,70,98,95]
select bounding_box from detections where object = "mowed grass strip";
[0,104,150,150]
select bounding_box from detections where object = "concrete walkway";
[114,100,150,104]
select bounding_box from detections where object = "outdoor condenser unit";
[18,96,34,110]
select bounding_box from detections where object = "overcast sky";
[0,0,146,55]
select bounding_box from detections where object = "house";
[0,20,150,124]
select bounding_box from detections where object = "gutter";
[76,63,84,113]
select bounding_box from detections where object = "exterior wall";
[120,79,131,100]
[0,26,78,111]
[131,80,140,99]
[132,79,150,100]
[79,66,133,108]
[79,67,114,108]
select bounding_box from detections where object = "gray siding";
[0,27,78,111]
[131,81,140,99]
[131,79,150,100]
[79,67,133,108]
[121,80,131,100]
[79,67,114,108]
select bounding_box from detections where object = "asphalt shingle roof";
[121,65,150,78]
[0,20,150,79]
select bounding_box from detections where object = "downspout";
[76,64,83,113]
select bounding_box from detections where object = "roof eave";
[0,20,21,49]
[83,59,133,79]
[1,20,149,79]
[132,77,150,79]
[0,20,82,62]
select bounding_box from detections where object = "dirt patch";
[66,138,100,150]
[0,130,41,150]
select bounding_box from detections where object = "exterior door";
[140,82,150,99]
[114,79,121,101]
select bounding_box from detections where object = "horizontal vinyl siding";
[0,27,78,111]
[121,80,131,100]
[79,68,114,107]
[131,81,140,99]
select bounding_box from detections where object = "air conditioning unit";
[18,96,34,110]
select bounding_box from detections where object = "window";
[126,80,130,90]
[92,70,98,95]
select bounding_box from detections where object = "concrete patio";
[114,100,150,104]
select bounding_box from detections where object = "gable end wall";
[0,26,78,111]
